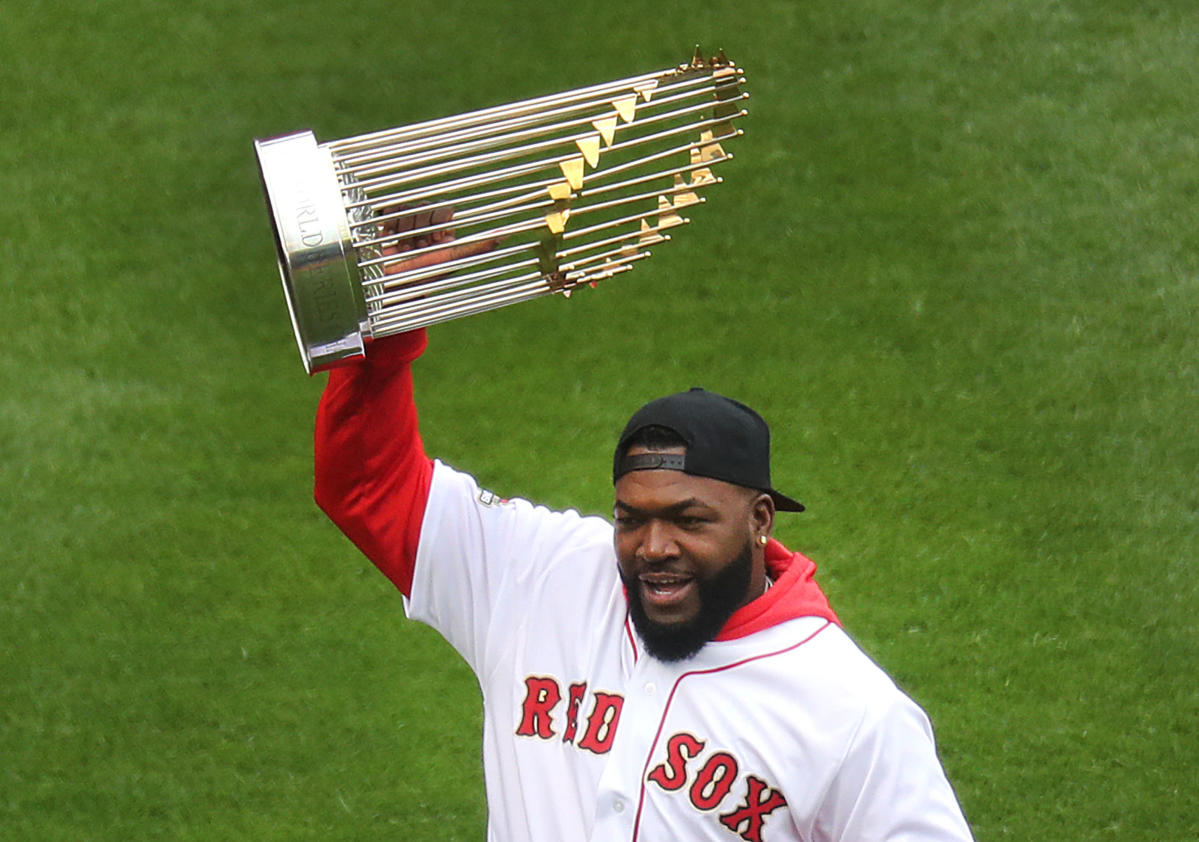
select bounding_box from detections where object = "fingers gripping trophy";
[254,48,748,373]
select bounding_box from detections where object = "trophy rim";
[254,131,367,374]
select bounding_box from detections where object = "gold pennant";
[575,135,602,168]
[691,129,726,165]
[635,80,657,102]
[612,96,636,123]
[546,208,571,234]
[559,157,585,190]
[672,174,700,208]
[639,219,655,246]
[591,116,618,147]
[657,195,684,229]
[547,181,573,201]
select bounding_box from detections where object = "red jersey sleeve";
[313,330,433,597]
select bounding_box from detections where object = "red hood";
[714,539,840,641]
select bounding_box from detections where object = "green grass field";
[2,1,1195,839]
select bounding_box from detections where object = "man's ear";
[750,493,775,543]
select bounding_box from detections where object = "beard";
[621,540,754,662]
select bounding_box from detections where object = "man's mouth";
[639,572,695,609]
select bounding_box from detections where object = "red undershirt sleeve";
[313,330,433,597]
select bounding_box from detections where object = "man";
[312,330,975,840]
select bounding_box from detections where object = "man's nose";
[639,521,679,561]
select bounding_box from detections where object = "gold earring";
[759,535,768,546]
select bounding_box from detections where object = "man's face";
[613,446,771,661]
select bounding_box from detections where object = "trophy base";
[254,131,369,374]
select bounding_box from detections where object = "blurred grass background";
[1,0,1195,839]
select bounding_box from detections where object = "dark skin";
[613,445,775,628]
[378,204,504,274]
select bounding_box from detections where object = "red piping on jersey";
[629,620,835,841]
[625,617,640,664]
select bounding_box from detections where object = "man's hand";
[379,205,503,277]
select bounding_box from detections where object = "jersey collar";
[713,539,840,641]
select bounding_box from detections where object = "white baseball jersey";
[405,459,975,842]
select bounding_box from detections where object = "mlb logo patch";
[477,489,509,507]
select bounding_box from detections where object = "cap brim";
[770,491,806,513]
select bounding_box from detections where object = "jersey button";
[613,798,626,814]
[644,682,657,695]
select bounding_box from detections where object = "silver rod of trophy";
[333,72,731,168]
[341,91,745,203]
[561,205,691,243]
[368,258,542,308]
[347,98,738,211]
[355,144,728,247]
[562,244,656,273]
[560,230,668,261]
[337,77,741,177]
[364,201,687,287]
[362,200,558,251]
[366,239,675,325]
[353,176,700,279]
[342,106,738,205]
[327,77,665,154]
[372,255,648,335]
[353,135,731,225]
[382,273,560,320]
[395,176,558,222]
[366,215,671,304]
[369,241,536,292]
[377,230,666,307]
[361,180,556,229]
[423,259,646,321]
[372,279,555,330]
[369,246,652,332]
[355,220,544,272]
[369,224,672,308]
[326,68,670,154]
[343,99,746,197]
[361,164,710,254]
[255,49,748,374]
[583,157,723,198]
[347,118,741,217]
[351,154,576,211]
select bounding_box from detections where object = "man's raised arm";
[313,329,433,597]
[312,206,501,595]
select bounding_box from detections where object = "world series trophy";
[255,48,748,374]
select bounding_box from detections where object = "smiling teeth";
[643,575,688,589]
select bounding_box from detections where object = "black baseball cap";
[613,388,805,512]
